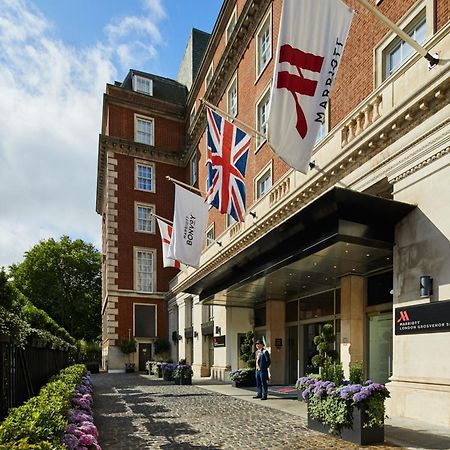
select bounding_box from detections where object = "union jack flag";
[205,107,251,222]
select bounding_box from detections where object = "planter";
[307,403,384,446]
[125,364,135,373]
[157,366,163,378]
[232,379,256,388]
[163,370,174,381]
[85,361,100,374]
[174,376,192,385]
[297,390,304,402]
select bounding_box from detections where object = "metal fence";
[0,338,69,422]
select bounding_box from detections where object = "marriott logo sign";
[397,310,410,323]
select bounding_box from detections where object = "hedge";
[0,364,86,449]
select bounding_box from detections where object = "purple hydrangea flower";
[62,433,79,450]
[78,434,96,446]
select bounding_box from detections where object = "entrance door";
[368,313,392,384]
[138,343,151,371]
[287,326,299,384]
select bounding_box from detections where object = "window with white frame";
[135,116,154,145]
[206,224,215,247]
[205,62,214,90]
[135,249,154,293]
[256,11,272,77]
[132,75,153,95]
[135,162,154,192]
[375,2,433,84]
[134,304,156,337]
[190,152,198,186]
[256,88,270,148]
[255,166,272,199]
[227,75,238,118]
[226,7,237,43]
[226,213,237,228]
[135,203,155,233]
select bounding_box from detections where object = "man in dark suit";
[253,339,271,400]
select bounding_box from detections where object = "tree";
[311,323,338,371]
[9,236,101,340]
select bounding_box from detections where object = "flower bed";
[296,376,389,445]
[173,364,193,385]
[0,364,102,450]
[229,369,256,387]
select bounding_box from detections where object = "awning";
[185,187,414,303]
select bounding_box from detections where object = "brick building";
[97,0,450,425]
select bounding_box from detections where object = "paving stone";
[92,373,402,450]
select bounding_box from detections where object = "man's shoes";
[253,395,261,399]
[261,397,267,400]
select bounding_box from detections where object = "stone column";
[340,275,365,379]
[265,300,286,385]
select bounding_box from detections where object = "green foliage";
[363,391,388,429]
[154,338,171,357]
[321,360,344,386]
[240,331,255,369]
[77,339,101,362]
[120,338,137,354]
[349,361,364,385]
[309,392,351,431]
[311,323,338,370]
[0,439,63,450]
[9,236,101,340]
[0,365,85,446]
[0,306,30,347]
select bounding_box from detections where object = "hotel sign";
[395,300,450,335]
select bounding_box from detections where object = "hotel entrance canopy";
[185,187,414,306]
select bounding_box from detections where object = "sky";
[0,0,223,268]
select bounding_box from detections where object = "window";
[135,249,154,293]
[205,62,214,90]
[206,225,215,247]
[256,88,270,148]
[135,203,155,233]
[375,2,433,85]
[133,75,153,95]
[226,214,237,228]
[256,166,272,199]
[385,16,426,78]
[256,11,272,77]
[227,75,238,118]
[190,152,198,185]
[226,7,237,43]
[135,116,154,145]
[135,162,154,192]
[134,304,156,337]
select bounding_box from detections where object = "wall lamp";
[420,275,433,297]
[215,326,221,335]
[193,331,198,338]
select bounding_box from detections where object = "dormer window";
[133,75,153,96]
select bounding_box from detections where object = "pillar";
[340,275,365,379]
[266,300,286,384]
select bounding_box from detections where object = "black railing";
[0,338,69,422]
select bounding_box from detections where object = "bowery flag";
[168,185,209,269]
[267,0,353,174]
[205,107,251,222]
[156,218,181,269]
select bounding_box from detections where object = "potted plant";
[173,364,193,385]
[297,375,389,445]
[229,368,256,387]
[119,338,137,373]
[161,362,176,381]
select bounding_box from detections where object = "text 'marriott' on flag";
[267,0,353,174]
[156,218,181,269]
[168,185,209,269]
[205,107,251,222]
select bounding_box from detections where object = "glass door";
[368,313,392,384]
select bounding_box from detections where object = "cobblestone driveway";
[92,373,400,450]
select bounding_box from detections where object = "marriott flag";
[168,185,209,269]
[267,0,353,174]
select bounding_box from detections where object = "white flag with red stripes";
[156,218,181,269]
[267,0,353,174]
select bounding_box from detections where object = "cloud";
[0,0,167,267]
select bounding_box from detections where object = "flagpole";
[165,175,207,197]
[353,0,439,66]
[151,213,173,225]
[200,98,267,141]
